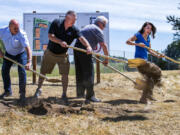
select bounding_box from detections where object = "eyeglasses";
[101,22,106,27]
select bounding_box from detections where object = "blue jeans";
[1,52,27,95]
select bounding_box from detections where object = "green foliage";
[99,62,127,73]
[165,40,180,59]
[0,40,5,64]
[167,15,180,40]
[164,40,180,69]
[158,3,180,70]
[148,53,168,70]
[149,40,180,70]
[167,3,180,40]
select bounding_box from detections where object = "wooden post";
[32,56,37,84]
[96,56,100,83]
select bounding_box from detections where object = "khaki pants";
[40,49,70,75]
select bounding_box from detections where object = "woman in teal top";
[126,22,157,60]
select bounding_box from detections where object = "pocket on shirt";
[13,39,21,48]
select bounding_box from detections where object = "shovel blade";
[46,79,62,83]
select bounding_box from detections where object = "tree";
[165,40,180,59]
[167,4,180,40]
[161,3,180,70]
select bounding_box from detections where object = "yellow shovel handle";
[144,46,180,64]
[68,46,128,63]
[3,55,48,80]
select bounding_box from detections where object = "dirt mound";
[27,100,96,116]
[0,102,10,113]
[28,104,48,115]
[27,99,128,116]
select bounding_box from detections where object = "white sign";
[23,12,109,56]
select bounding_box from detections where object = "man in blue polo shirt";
[0,19,32,103]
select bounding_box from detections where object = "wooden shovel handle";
[3,56,48,80]
[93,56,136,84]
[68,46,128,63]
[144,46,180,64]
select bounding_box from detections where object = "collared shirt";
[75,24,104,50]
[0,26,30,56]
[80,24,104,49]
[48,19,82,54]
[134,32,150,60]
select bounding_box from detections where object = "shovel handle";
[68,46,127,63]
[3,56,48,80]
[144,46,180,64]
[93,56,136,84]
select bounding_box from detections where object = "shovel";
[3,56,62,83]
[69,46,147,68]
[93,56,147,90]
[68,46,128,63]
[144,46,180,64]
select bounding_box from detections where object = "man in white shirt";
[0,19,32,103]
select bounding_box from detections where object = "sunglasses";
[101,22,106,27]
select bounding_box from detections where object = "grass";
[8,63,127,78]
[0,71,180,134]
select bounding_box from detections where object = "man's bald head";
[9,19,19,35]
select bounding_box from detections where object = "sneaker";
[34,88,42,98]
[89,96,101,102]
[0,92,12,99]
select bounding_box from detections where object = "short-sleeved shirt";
[0,26,30,56]
[48,19,81,54]
[75,24,104,49]
[134,32,150,60]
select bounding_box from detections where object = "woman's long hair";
[139,22,156,38]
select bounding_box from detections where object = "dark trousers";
[1,52,27,95]
[74,49,94,100]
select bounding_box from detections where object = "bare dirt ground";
[0,70,180,135]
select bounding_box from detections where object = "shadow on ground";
[102,115,148,122]
[0,96,95,116]
[104,99,139,105]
